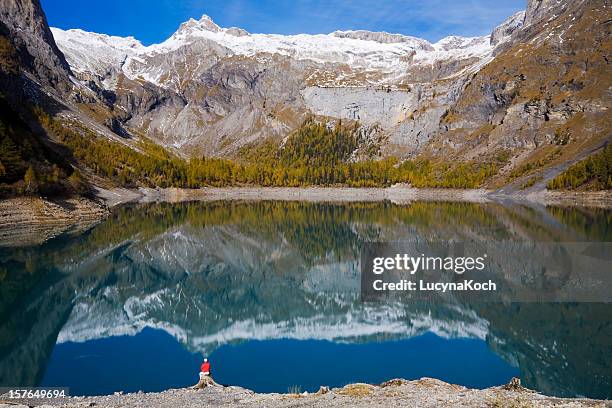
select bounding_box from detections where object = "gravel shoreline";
[1,378,608,408]
[1,187,610,247]
[101,186,612,208]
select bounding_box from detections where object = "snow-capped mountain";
[47,2,608,172]
[50,28,144,78]
[47,14,507,156]
[2,0,608,192]
[52,15,492,89]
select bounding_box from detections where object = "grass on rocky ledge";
[337,384,374,397]
[487,393,536,408]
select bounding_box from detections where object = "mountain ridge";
[45,12,504,158]
[50,14,493,87]
[0,0,609,194]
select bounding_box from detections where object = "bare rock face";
[490,11,526,46]
[524,0,572,26]
[0,0,71,91]
[300,82,460,155]
[301,87,416,128]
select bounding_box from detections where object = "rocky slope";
[2,378,608,407]
[0,0,71,94]
[0,0,129,197]
[429,0,611,190]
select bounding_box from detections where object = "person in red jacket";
[200,358,211,376]
[193,357,213,389]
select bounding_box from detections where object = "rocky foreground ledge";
[0,196,108,247]
[1,378,608,408]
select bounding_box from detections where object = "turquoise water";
[1,201,610,398]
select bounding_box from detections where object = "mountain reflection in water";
[0,201,610,398]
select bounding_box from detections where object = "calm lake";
[0,200,610,398]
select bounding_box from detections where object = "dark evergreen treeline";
[0,97,88,197]
[547,144,612,190]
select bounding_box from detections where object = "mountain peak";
[176,14,221,35]
[196,14,221,32]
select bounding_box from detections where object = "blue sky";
[41,0,524,45]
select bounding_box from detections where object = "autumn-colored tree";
[33,111,499,190]
[68,170,90,195]
[23,165,38,194]
[548,144,612,190]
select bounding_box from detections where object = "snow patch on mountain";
[51,14,494,88]
[417,35,491,65]
[50,27,144,75]
[146,15,487,70]
[331,29,433,47]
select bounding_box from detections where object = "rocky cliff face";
[490,11,525,47]
[0,0,71,93]
[524,0,569,26]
